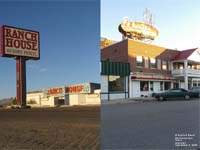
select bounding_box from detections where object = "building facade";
[101,39,200,100]
[26,83,100,107]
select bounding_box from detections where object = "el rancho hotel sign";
[0,25,40,59]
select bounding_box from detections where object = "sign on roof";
[119,21,158,40]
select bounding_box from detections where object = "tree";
[12,97,17,105]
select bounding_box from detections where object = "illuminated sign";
[119,21,158,40]
[0,25,40,59]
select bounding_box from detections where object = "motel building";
[100,39,200,100]
[26,83,100,107]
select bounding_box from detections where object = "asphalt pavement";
[101,98,200,150]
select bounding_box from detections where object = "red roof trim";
[131,76,176,81]
[172,48,197,61]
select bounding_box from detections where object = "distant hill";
[0,98,13,106]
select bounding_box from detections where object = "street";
[101,99,200,150]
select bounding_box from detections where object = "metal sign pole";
[16,57,26,107]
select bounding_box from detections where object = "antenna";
[143,8,155,25]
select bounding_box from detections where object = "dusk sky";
[0,1,100,99]
[101,0,200,50]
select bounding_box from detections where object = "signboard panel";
[65,83,91,94]
[43,86,65,97]
[0,25,40,59]
[43,83,94,98]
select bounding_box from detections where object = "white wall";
[180,82,185,89]
[85,93,100,104]
[27,92,43,106]
[69,93,100,105]
[69,95,79,105]
[153,82,160,93]
[130,81,140,98]
[188,48,200,62]
[109,93,126,100]
[40,97,55,107]
[101,75,108,93]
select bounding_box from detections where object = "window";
[150,58,156,68]
[162,60,167,70]
[179,64,183,69]
[150,81,153,91]
[140,81,149,91]
[109,76,125,92]
[164,82,171,90]
[192,65,196,69]
[136,56,143,67]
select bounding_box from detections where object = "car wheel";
[184,95,190,100]
[159,96,164,101]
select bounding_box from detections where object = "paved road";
[101,99,200,150]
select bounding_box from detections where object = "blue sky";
[0,1,100,99]
[101,0,200,50]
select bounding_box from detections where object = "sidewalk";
[101,97,156,105]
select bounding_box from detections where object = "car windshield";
[190,87,200,91]
[168,89,187,92]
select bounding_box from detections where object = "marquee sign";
[119,21,159,40]
[48,87,63,95]
[65,83,90,94]
[44,83,91,97]
[0,25,40,59]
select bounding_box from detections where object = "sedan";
[154,88,200,101]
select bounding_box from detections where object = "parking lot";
[101,98,199,149]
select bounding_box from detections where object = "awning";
[101,60,130,76]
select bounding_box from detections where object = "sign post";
[16,57,26,106]
[0,25,40,108]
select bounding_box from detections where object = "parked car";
[190,87,200,93]
[154,88,200,101]
[190,87,200,98]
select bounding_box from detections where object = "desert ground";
[0,106,100,150]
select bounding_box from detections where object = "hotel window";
[140,81,149,91]
[136,56,143,67]
[162,60,167,70]
[192,65,196,69]
[179,64,184,69]
[150,58,156,68]
[109,75,125,92]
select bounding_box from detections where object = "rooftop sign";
[119,21,158,40]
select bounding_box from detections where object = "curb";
[101,98,156,105]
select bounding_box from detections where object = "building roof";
[172,48,197,61]
[27,91,42,94]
